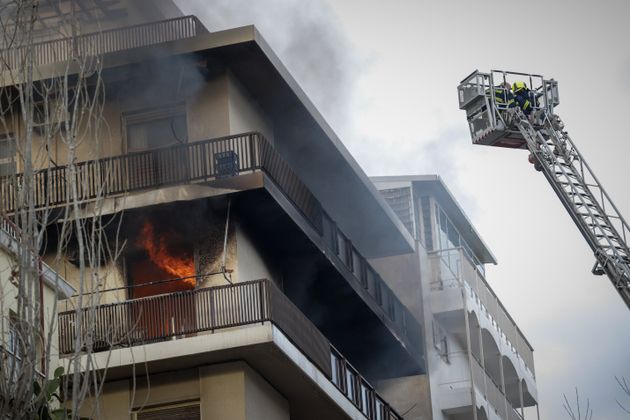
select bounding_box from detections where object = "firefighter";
[512,81,537,116]
[492,82,515,109]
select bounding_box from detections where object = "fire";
[137,221,196,287]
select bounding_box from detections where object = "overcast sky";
[177,1,630,418]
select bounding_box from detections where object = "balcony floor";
[62,322,365,420]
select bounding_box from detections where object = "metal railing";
[0,15,204,69]
[58,278,401,420]
[0,132,323,235]
[430,248,535,378]
[323,213,424,358]
[331,347,402,420]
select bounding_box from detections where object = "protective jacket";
[492,86,515,109]
[514,89,537,115]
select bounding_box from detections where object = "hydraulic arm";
[457,70,630,309]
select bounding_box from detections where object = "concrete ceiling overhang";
[25,25,415,259]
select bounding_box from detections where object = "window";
[336,232,348,265]
[432,319,449,363]
[433,202,485,275]
[0,135,16,176]
[387,293,397,320]
[360,382,372,416]
[420,196,433,250]
[125,103,187,152]
[345,369,355,401]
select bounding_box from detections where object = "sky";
[176,1,630,418]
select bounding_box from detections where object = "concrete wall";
[0,231,66,377]
[20,61,275,172]
[236,221,276,285]
[200,362,289,420]
[78,379,131,419]
[369,252,423,320]
[228,72,274,142]
[0,244,16,346]
[81,362,290,419]
[377,374,432,420]
[42,255,126,308]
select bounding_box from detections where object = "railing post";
[209,286,215,332]
[260,279,268,323]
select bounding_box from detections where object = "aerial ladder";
[457,70,630,309]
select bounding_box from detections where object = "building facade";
[372,176,539,420]
[2,3,422,419]
[0,215,75,414]
[0,2,539,419]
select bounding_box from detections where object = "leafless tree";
[0,1,122,418]
[563,388,594,420]
[616,376,630,415]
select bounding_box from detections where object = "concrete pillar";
[498,355,508,418]
[519,380,525,419]
[477,320,486,396]
[199,362,289,420]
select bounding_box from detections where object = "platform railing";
[0,15,204,69]
[58,278,402,420]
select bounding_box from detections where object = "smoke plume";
[174,0,361,132]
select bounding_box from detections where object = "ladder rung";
[588,224,612,230]
[578,213,605,219]
[566,191,591,198]
[555,172,579,178]
[575,203,598,210]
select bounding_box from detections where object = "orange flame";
[137,221,196,287]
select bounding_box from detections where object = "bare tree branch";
[563,388,593,420]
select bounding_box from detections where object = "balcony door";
[124,103,190,191]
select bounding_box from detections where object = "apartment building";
[0,2,541,419]
[0,2,430,419]
[0,216,75,408]
[372,176,539,420]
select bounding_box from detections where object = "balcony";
[438,351,523,420]
[0,15,205,71]
[3,132,423,371]
[58,279,402,420]
[471,356,523,420]
[429,248,535,379]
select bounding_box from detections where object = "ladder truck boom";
[457,70,630,309]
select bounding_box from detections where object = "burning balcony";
[58,278,403,420]
[10,132,424,378]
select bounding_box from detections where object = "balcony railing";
[430,248,535,378]
[331,347,401,420]
[471,356,523,420]
[0,132,323,233]
[58,279,401,420]
[0,15,205,70]
[3,132,422,362]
